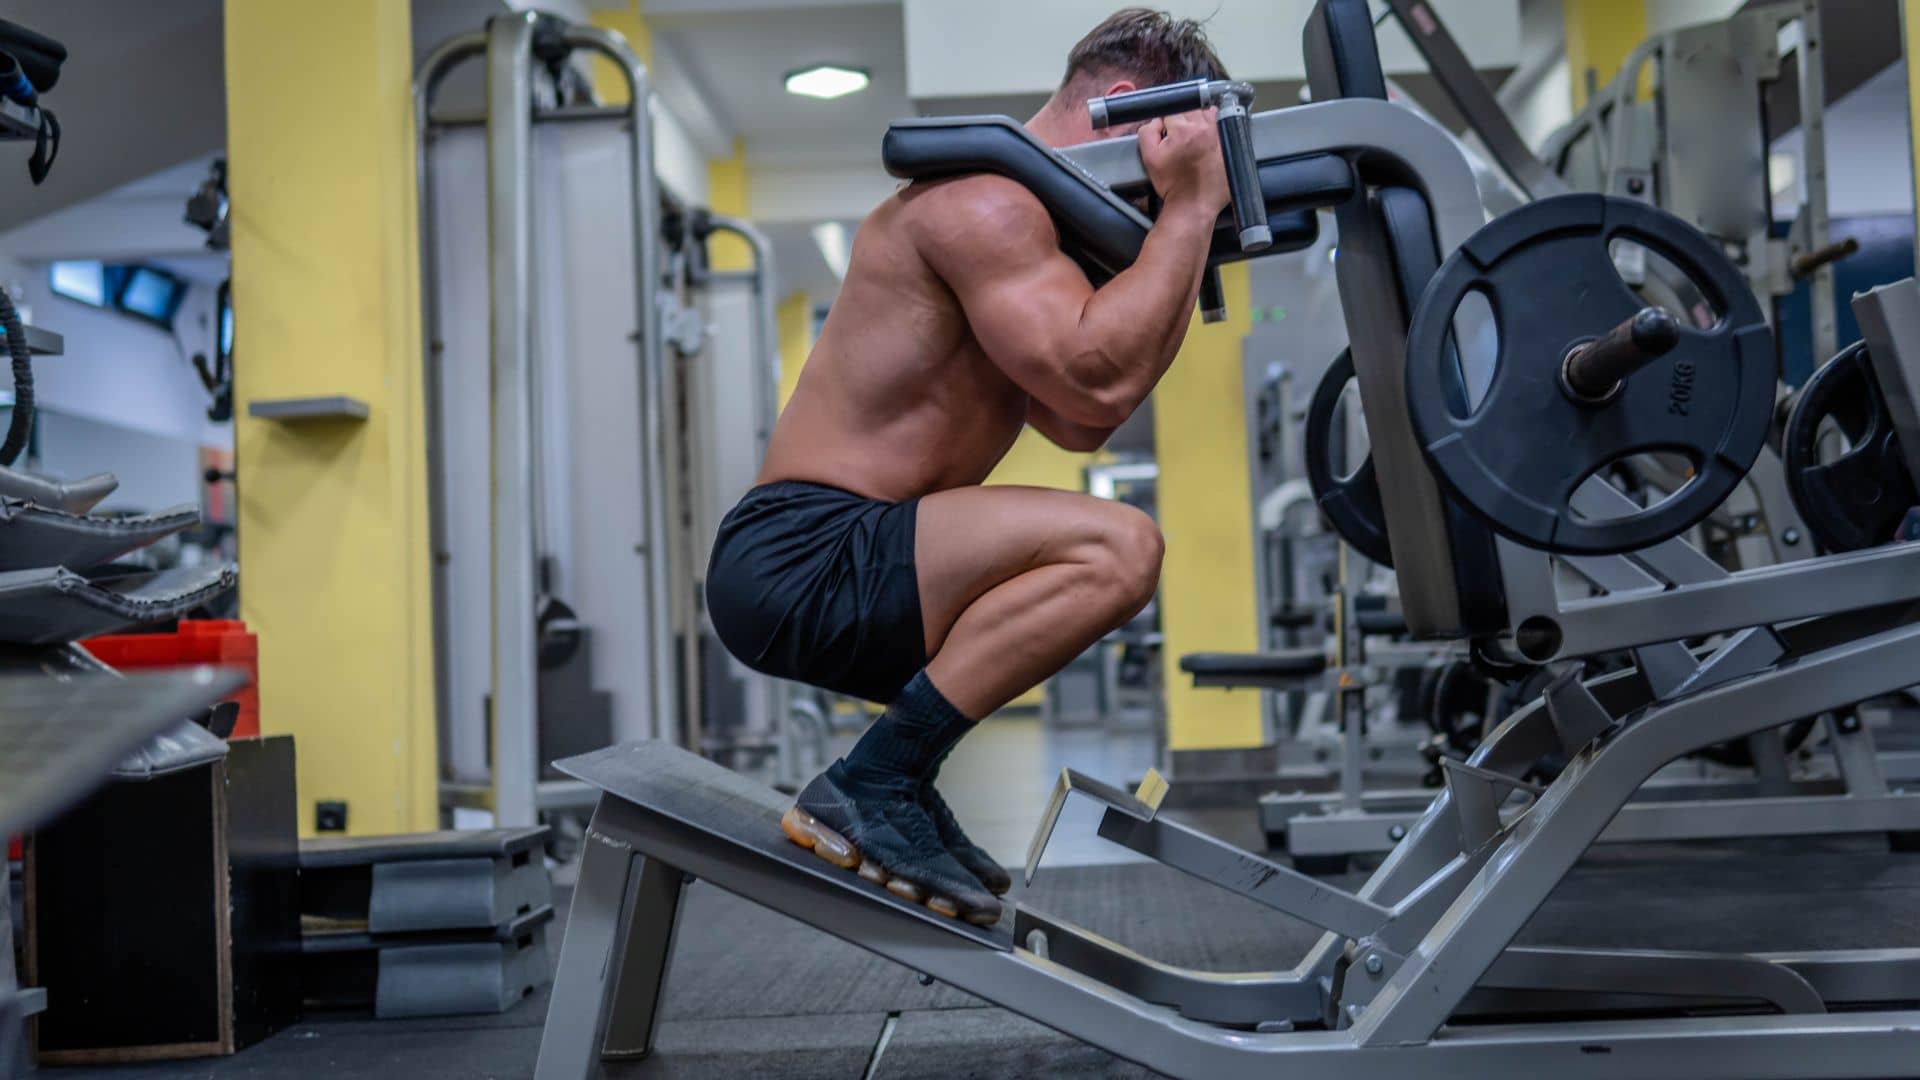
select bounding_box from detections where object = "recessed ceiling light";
[785,64,869,100]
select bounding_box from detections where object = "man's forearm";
[1070,199,1217,417]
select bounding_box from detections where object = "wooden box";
[23,735,300,1064]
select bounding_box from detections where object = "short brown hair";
[1062,8,1228,92]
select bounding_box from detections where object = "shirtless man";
[707,9,1230,926]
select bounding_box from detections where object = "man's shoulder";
[901,174,1054,255]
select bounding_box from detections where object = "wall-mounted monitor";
[48,259,106,307]
[116,265,187,327]
[46,260,190,329]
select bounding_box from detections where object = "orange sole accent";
[780,806,999,926]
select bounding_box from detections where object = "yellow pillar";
[706,141,754,270]
[1564,0,1649,110]
[1906,0,1920,274]
[1153,264,1261,750]
[776,291,814,409]
[588,3,653,102]
[225,0,436,834]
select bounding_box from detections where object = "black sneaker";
[781,762,1002,926]
[920,781,1012,896]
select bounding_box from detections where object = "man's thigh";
[913,484,1145,655]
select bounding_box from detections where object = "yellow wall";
[1564,0,1650,110]
[225,0,436,834]
[707,142,754,271]
[1906,0,1920,273]
[588,4,653,101]
[777,291,814,408]
[1154,265,1261,749]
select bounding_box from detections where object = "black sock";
[839,670,975,790]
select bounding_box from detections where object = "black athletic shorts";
[706,480,926,703]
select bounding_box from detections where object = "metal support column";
[535,800,686,1078]
[1795,0,1839,367]
[484,13,542,827]
[703,214,792,781]
[560,23,675,747]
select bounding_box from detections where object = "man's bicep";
[927,222,1094,400]
[958,254,1093,379]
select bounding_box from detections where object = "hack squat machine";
[1192,0,1920,871]
[530,1,1920,1077]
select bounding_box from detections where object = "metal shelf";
[23,325,61,357]
[248,396,371,422]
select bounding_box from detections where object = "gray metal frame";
[536,604,1920,1077]
[687,215,796,783]
[415,15,673,824]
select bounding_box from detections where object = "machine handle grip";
[1087,79,1213,129]
[1562,306,1680,403]
[1198,266,1226,324]
[1217,101,1269,252]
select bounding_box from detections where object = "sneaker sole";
[780,806,1000,927]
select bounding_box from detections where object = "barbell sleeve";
[1562,306,1681,403]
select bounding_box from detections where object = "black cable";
[0,286,32,465]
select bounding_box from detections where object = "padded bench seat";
[1181,649,1329,688]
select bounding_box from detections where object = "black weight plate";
[1782,341,1918,553]
[1304,349,1394,567]
[1404,194,1776,555]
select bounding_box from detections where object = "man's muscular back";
[761,107,1228,505]
[758,176,1038,503]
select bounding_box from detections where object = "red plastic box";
[83,619,260,739]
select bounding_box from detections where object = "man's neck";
[1024,103,1075,149]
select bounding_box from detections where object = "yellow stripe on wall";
[707,141,754,271]
[777,291,814,409]
[1906,0,1920,275]
[588,3,652,103]
[1564,0,1649,110]
[1154,264,1261,749]
[225,0,436,834]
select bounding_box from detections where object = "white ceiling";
[639,0,913,168]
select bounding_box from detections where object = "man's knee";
[1092,505,1163,612]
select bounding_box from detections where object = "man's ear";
[1102,78,1139,96]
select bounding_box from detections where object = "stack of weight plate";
[297,826,556,1018]
[0,460,240,1073]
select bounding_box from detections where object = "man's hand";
[1138,108,1229,216]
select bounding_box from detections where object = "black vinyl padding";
[1371,187,1510,635]
[1180,650,1328,678]
[1356,610,1409,636]
[1305,0,1389,103]
[883,119,1151,280]
[882,118,1348,281]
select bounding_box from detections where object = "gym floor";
[45,718,1920,1080]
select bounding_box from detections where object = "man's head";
[1029,8,1228,146]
